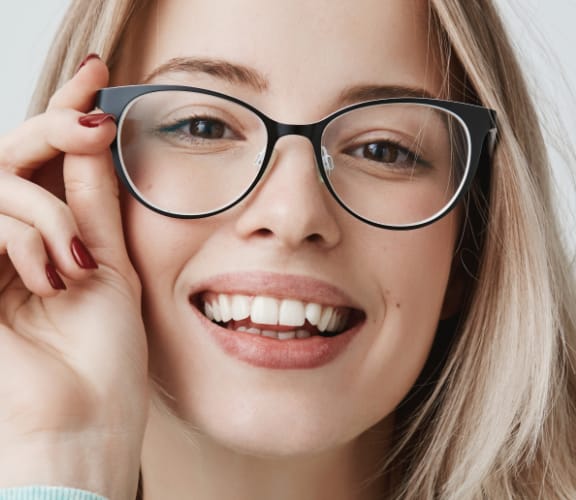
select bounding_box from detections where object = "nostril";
[254,228,274,238]
[306,233,323,244]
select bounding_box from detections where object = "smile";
[199,292,356,339]
[187,273,366,368]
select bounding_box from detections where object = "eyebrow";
[142,57,435,104]
[142,57,269,92]
[337,84,435,105]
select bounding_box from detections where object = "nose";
[234,136,342,250]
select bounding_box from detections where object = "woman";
[0,0,574,499]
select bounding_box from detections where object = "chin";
[194,412,364,459]
[157,379,389,461]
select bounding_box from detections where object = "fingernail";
[78,113,116,128]
[77,53,101,73]
[46,263,67,291]
[71,237,98,270]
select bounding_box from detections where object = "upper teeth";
[202,293,349,333]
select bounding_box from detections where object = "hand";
[0,56,148,500]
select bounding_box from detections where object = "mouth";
[191,292,364,340]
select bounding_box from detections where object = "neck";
[140,397,393,500]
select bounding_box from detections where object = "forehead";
[117,0,444,116]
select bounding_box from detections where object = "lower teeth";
[228,324,312,339]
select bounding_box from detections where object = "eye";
[156,115,242,143]
[186,118,226,139]
[346,140,423,167]
[364,142,407,163]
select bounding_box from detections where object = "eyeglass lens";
[117,90,470,226]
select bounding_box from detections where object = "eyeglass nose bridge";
[264,121,332,180]
[271,122,319,155]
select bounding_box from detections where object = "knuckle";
[51,199,75,228]
[0,136,20,173]
[20,224,42,248]
[47,90,64,109]
[81,132,106,151]
[7,224,40,259]
[79,126,117,153]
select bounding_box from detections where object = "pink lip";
[188,272,364,369]
[188,272,361,308]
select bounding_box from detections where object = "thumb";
[63,147,133,277]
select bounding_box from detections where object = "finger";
[0,215,63,297]
[63,150,134,279]
[0,173,97,281]
[47,54,110,112]
[0,108,116,178]
[0,254,17,293]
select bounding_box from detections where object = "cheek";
[123,197,181,282]
[122,193,208,276]
[382,224,456,313]
[122,185,459,455]
[355,216,458,409]
[121,195,217,314]
[121,196,219,381]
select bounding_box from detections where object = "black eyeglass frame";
[96,84,497,230]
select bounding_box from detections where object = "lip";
[188,272,362,309]
[188,272,365,369]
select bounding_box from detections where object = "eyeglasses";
[96,85,497,230]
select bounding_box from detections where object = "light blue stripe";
[0,486,108,500]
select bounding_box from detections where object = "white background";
[0,0,575,252]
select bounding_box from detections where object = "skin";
[0,0,460,499]
[0,64,146,500]
[118,0,459,498]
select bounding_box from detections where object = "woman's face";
[118,0,458,456]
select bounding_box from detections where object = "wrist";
[0,433,141,500]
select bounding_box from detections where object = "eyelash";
[153,115,431,170]
[155,115,242,142]
[343,138,430,169]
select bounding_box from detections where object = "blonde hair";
[30,1,576,498]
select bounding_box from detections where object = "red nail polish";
[46,263,67,290]
[76,53,100,72]
[71,237,98,270]
[78,113,115,128]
